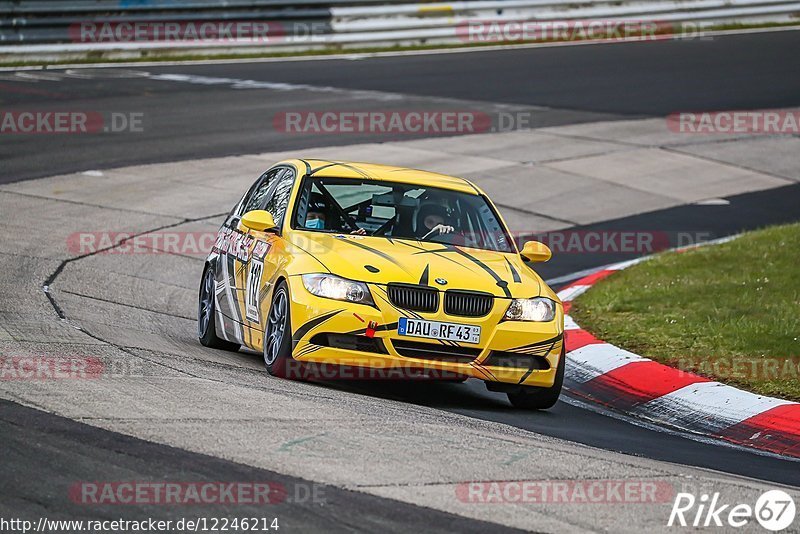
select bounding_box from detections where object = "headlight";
[301,273,374,306]
[504,297,556,322]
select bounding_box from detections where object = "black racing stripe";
[516,339,563,355]
[308,162,339,175]
[289,240,332,274]
[337,238,412,275]
[339,163,374,180]
[292,309,342,347]
[505,257,521,283]
[403,242,480,271]
[449,247,512,298]
[395,241,428,252]
[477,364,498,381]
[517,368,535,385]
[411,246,453,255]
[509,333,564,352]
[419,264,430,286]
[472,365,494,381]
[516,346,557,356]
[295,344,323,358]
[309,161,374,180]
[518,338,561,384]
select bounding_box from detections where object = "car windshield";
[293,177,514,253]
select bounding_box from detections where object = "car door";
[212,167,283,344]
[238,166,298,351]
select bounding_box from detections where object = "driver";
[415,202,454,240]
[304,192,366,235]
[304,193,328,230]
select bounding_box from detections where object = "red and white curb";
[558,242,800,459]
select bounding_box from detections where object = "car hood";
[289,232,543,298]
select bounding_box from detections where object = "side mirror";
[520,240,552,263]
[240,210,276,232]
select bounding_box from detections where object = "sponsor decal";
[213,228,253,262]
[253,240,271,261]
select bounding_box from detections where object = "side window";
[240,168,280,215]
[264,168,296,227]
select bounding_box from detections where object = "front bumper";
[285,276,564,387]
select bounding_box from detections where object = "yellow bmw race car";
[198,159,565,409]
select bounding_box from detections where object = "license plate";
[397,317,481,344]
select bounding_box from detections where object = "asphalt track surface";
[0,400,524,533]
[2,30,800,183]
[2,30,800,530]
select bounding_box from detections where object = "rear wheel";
[198,267,240,351]
[506,347,565,410]
[263,281,295,378]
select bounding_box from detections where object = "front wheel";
[198,267,240,352]
[263,281,295,378]
[506,347,565,410]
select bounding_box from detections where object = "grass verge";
[570,223,800,401]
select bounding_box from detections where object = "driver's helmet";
[305,192,329,230]
[415,201,452,237]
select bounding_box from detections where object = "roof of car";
[284,159,481,195]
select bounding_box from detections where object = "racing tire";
[263,280,296,379]
[198,266,241,352]
[506,346,565,410]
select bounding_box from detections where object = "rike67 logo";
[669,490,796,531]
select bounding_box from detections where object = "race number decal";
[245,240,272,324]
[245,258,264,323]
